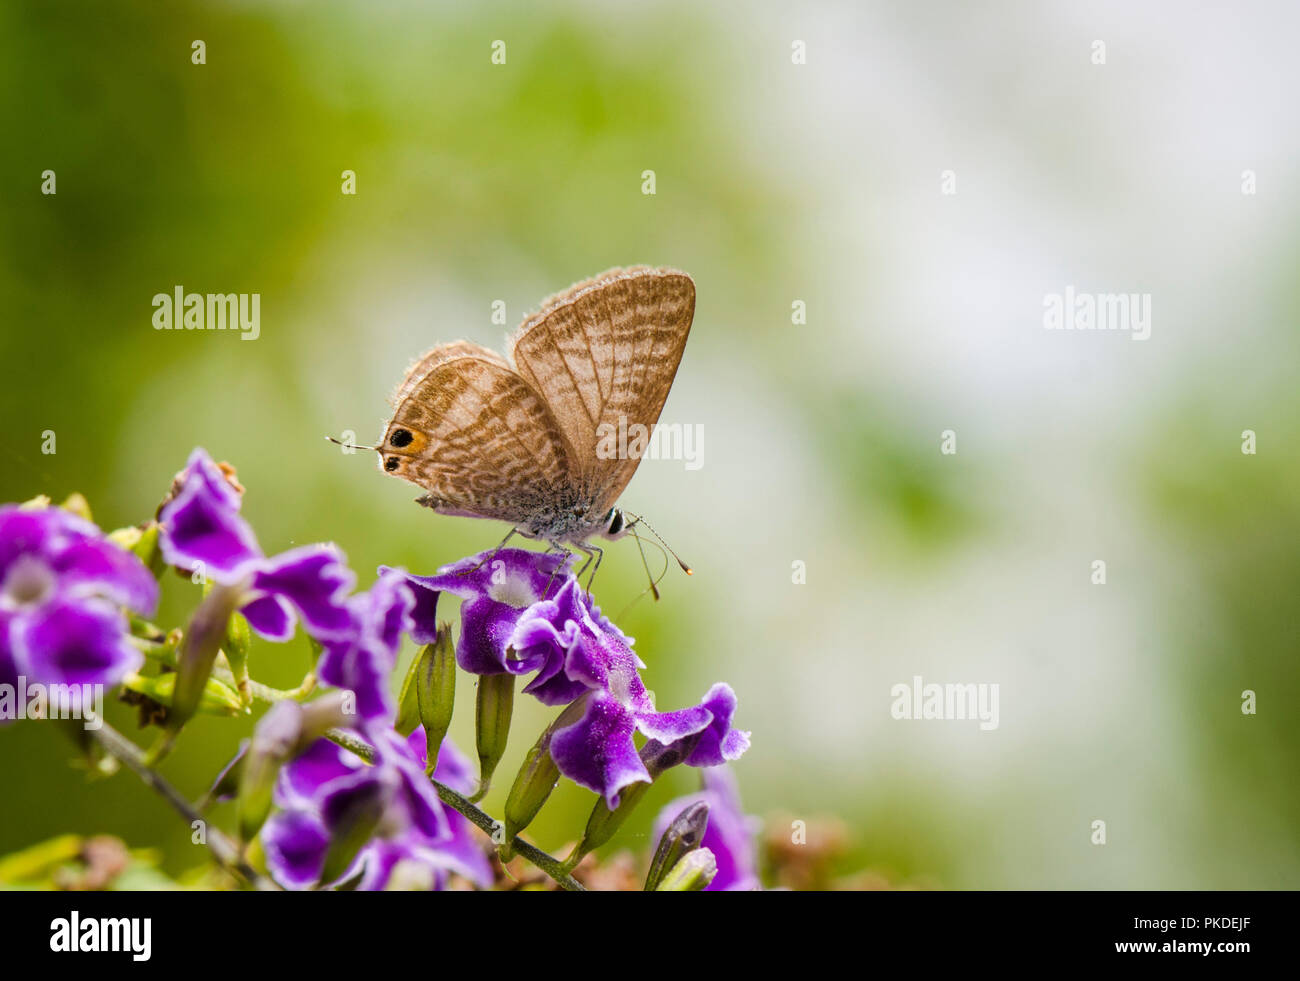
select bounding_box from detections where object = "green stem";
[87,718,274,890]
[324,727,586,892]
[246,675,317,704]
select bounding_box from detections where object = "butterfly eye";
[389,428,413,448]
[384,457,400,472]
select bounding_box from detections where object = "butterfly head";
[600,507,630,541]
[377,425,428,478]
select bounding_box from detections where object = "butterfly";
[373,266,696,581]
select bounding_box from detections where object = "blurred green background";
[1,0,1297,888]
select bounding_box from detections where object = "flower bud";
[237,693,355,843]
[109,522,164,577]
[169,583,244,736]
[644,800,710,891]
[224,610,252,706]
[299,690,356,738]
[501,698,587,858]
[59,493,92,523]
[238,702,301,843]
[565,737,685,869]
[653,847,718,891]
[471,672,515,801]
[415,625,456,771]
[121,671,243,716]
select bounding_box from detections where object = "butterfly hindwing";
[508,266,695,511]
[381,343,577,523]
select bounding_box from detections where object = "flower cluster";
[398,550,750,808]
[262,728,490,891]
[0,504,157,696]
[2,446,755,891]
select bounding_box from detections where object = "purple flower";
[261,730,491,891]
[653,682,752,768]
[653,766,761,891]
[0,505,157,695]
[397,548,751,808]
[393,548,574,679]
[315,567,414,728]
[158,449,354,644]
[551,681,748,809]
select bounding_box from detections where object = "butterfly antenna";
[630,524,662,601]
[325,435,378,452]
[627,513,692,575]
[615,531,671,618]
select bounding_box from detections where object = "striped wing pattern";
[508,267,695,511]
[384,344,575,523]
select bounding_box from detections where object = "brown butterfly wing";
[508,266,695,511]
[380,342,577,523]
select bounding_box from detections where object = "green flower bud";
[224,610,253,706]
[109,522,163,576]
[565,737,684,869]
[645,800,710,891]
[471,672,515,802]
[238,703,301,842]
[168,583,244,736]
[234,691,356,842]
[500,698,590,858]
[121,671,243,716]
[654,847,718,892]
[416,626,456,771]
[59,493,92,522]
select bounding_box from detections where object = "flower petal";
[276,737,367,809]
[685,683,751,767]
[262,810,329,890]
[385,566,440,645]
[16,597,141,688]
[250,544,355,641]
[239,594,294,642]
[49,537,159,616]
[414,548,571,605]
[635,702,713,745]
[158,449,261,579]
[550,691,651,808]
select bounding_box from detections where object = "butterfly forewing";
[509,266,696,511]
[384,344,576,523]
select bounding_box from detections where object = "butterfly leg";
[542,542,575,598]
[572,543,604,592]
[458,527,520,577]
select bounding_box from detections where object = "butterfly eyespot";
[384,457,400,472]
[389,428,413,448]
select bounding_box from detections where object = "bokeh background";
[2,0,1297,888]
